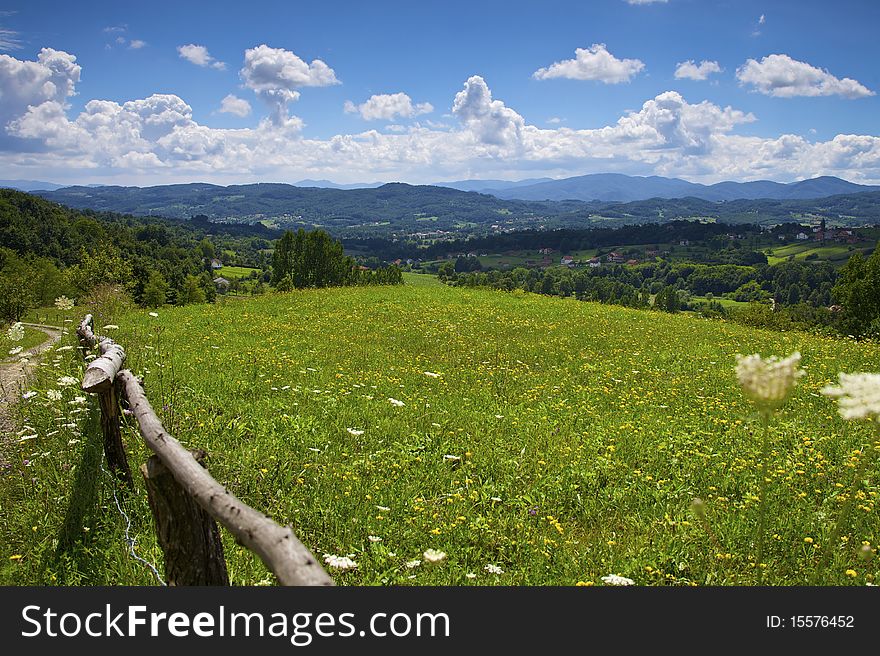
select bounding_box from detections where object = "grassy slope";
[215,265,261,280]
[3,282,878,586]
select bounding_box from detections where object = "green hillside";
[3,282,878,586]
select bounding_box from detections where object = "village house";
[607,251,625,263]
[560,255,574,267]
[796,232,809,240]
[626,259,640,266]
[588,257,601,268]
[538,247,554,255]
[213,277,230,292]
[210,258,223,270]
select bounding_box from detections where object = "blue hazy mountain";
[0,179,66,192]
[488,173,879,202]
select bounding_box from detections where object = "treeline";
[343,221,767,262]
[0,189,398,321]
[446,259,836,305]
[443,257,856,335]
[272,228,402,290]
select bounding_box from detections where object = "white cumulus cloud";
[178,44,225,70]
[129,40,146,50]
[344,92,433,121]
[674,60,722,81]
[736,54,874,98]
[218,94,251,117]
[0,48,81,146]
[240,44,339,125]
[3,50,880,187]
[533,44,645,84]
[452,75,525,153]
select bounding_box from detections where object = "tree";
[832,250,880,336]
[199,238,216,263]
[142,270,170,308]
[0,250,33,321]
[271,228,360,290]
[178,275,206,305]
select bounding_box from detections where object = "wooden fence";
[76,314,333,586]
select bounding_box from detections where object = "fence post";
[78,315,132,487]
[141,449,230,586]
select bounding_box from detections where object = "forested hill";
[0,188,275,268]
[35,182,579,233]
[34,182,880,237]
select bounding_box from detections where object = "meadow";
[1,276,878,586]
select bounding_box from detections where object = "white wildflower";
[388,397,405,407]
[57,376,78,387]
[368,535,383,543]
[102,324,119,330]
[46,390,62,401]
[55,345,74,352]
[735,352,804,412]
[148,312,159,318]
[484,564,504,575]
[6,322,24,341]
[54,296,74,311]
[601,574,635,586]
[19,434,38,442]
[423,371,440,378]
[405,559,421,569]
[465,572,477,579]
[21,391,37,400]
[346,428,365,436]
[423,549,447,565]
[323,554,358,570]
[376,505,390,512]
[8,345,22,355]
[822,373,880,421]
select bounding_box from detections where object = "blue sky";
[1,0,878,186]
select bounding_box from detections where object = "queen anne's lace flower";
[601,574,635,586]
[6,322,24,341]
[735,352,804,412]
[822,373,880,421]
[54,296,74,311]
[423,549,447,565]
[323,554,358,570]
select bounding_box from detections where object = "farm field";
[2,281,878,586]
[765,241,874,266]
[215,265,262,280]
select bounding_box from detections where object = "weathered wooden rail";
[77,314,333,586]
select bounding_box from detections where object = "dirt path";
[0,324,63,441]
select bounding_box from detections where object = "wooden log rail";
[76,315,333,586]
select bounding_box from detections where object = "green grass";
[2,285,878,586]
[766,242,872,266]
[402,272,442,287]
[690,296,750,311]
[19,306,72,327]
[216,265,261,280]
[3,326,53,357]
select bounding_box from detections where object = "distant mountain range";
[292,179,386,190]
[0,179,67,192]
[31,180,880,238]
[481,173,880,203]
[8,173,877,203]
[431,178,554,193]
